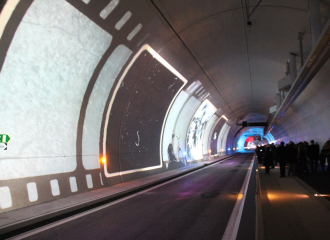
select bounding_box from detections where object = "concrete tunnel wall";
[270,58,330,147]
[0,0,233,212]
[225,58,330,149]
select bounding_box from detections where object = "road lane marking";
[222,156,254,240]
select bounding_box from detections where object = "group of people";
[255,139,330,177]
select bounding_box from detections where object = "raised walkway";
[258,163,330,240]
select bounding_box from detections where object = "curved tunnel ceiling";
[153,0,322,120]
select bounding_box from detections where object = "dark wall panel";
[106,51,184,174]
[210,118,227,154]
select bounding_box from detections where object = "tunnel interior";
[1,0,330,213]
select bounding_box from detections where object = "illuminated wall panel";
[0,0,112,180]
[186,99,217,161]
[162,91,189,161]
[82,45,132,170]
[236,128,265,152]
[218,123,231,152]
[209,117,227,154]
[172,96,201,162]
[0,187,12,209]
[202,114,218,155]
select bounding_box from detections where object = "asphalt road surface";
[24,154,253,240]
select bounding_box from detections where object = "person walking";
[315,142,320,172]
[277,142,287,177]
[264,147,272,174]
[309,140,319,173]
[297,142,305,175]
[303,141,309,174]
[270,143,276,169]
[287,141,297,176]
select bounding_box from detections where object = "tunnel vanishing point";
[1,0,330,213]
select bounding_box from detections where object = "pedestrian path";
[258,164,330,240]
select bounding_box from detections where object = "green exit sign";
[0,134,10,143]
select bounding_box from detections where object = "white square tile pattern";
[27,182,38,202]
[50,179,60,196]
[127,23,142,41]
[115,11,132,30]
[99,173,104,185]
[0,187,12,209]
[86,174,93,188]
[100,0,120,19]
[69,177,78,192]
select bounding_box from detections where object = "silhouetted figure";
[264,147,272,174]
[167,143,177,162]
[309,140,319,173]
[270,144,276,168]
[256,146,263,163]
[297,142,305,175]
[278,142,287,177]
[315,142,320,172]
[302,141,310,174]
[287,141,297,176]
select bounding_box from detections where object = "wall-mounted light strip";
[186,81,196,91]
[127,23,142,41]
[100,0,120,19]
[201,92,210,100]
[115,11,132,30]
[189,83,200,93]
[195,87,203,94]
[198,89,206,96]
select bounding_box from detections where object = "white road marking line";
[222,156,255,240]
[9,155,238,239]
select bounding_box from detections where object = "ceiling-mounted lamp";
[246,0,263,26]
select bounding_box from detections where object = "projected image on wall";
[210,118,227,155]
[245,136,262,149]
[104,45,187,177]
[186,99,216,160]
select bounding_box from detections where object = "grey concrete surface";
[15,154,252,240]
[259,164,330,240]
